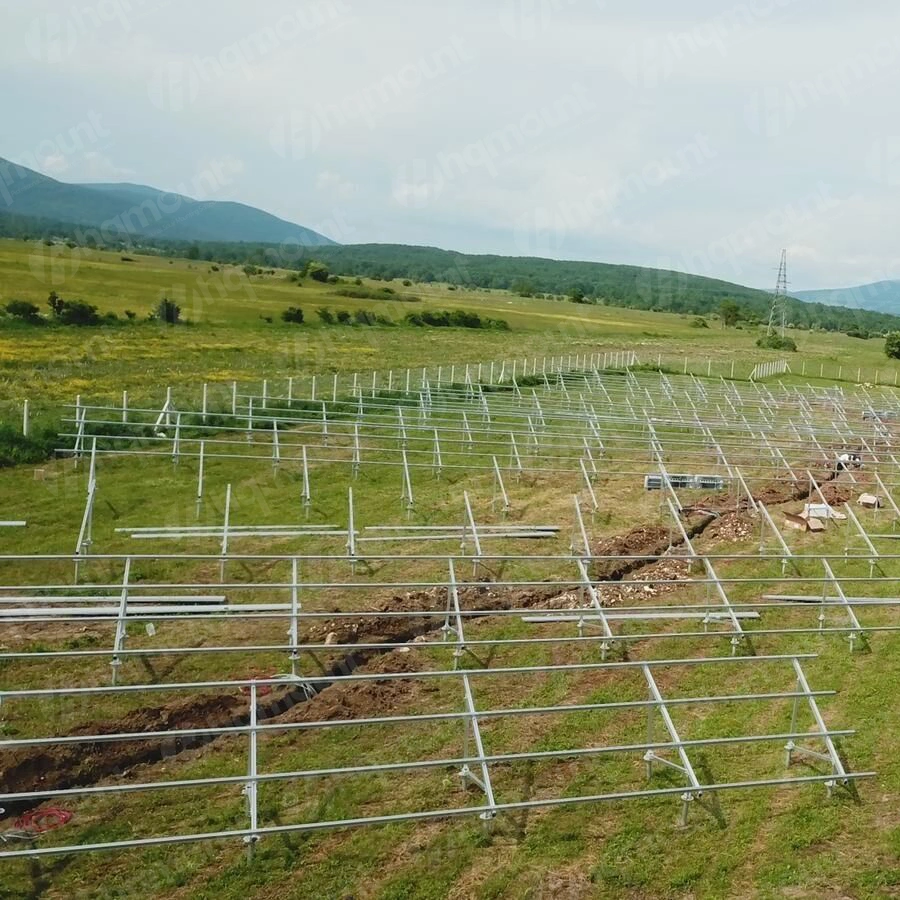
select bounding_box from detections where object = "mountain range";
[794,282,900,316]
[0,157,334,246]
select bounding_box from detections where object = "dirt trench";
[1,469,850,812]
[0,584,563,807]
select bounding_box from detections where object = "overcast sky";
[3,0,900,290]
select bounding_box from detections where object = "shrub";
[690,316,709,328]
[403,309,509,331]
[756,334,797,351]
[306,261,329,282]
[336,310,352,325]
[885,332,900,359]
[354,309,377,326]
[57,299,101,326]
[402,279,412,287]
[124,309,137,320]
[334,286,413,301]
[316,307,335,324]
[0,423,59,468]
[155,297,181,324]
[5,300,41,323]
[281,306,305,324]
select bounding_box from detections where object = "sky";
[2,0,900,291]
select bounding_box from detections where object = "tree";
[885,332,900,359]
[306,261,330,283]
[756,334,797,352]
[56,299,100,326]
[186,245,200,260]
[316,308,335,324]
[155,297,181,324]
[47,291,64,317]
[281,306,304,324]
[5,300,41,323]
[718,299,742,327]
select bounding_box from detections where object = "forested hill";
[301,244,900,334]
[2,205,899,334]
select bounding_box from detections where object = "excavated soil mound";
[0,585,565,806]
[700,511,756,543]
[0,693,248,806]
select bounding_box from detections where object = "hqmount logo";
[499,0,601,41]
[24,13,79,64]
[513,207,567,258]
[392,159,446,209]
[147,60,202,113]
[28,242,83,287]
[866,137,900,188]
[744,86,797,138]
[25,0,160,65]
[268,110,324,162]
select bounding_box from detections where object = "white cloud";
[38,151,69,175]
[316,170,357,200]
[79,151,135,180]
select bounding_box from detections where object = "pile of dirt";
[0,582,569,806]
[753,479,801,506]
[594,524,671,557]
[592,513,715,581]
[682,490,737,514]
[753,465,843,507]
[276,652,433,726]
[631,557,692,585]
[700,511,756,543]
[817,482,855,506]
[601,557,692,605]
[0,692,249,807]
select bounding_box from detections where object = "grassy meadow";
[2,238,900,420]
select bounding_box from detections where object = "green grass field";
[2,238,899,420]
[3,239,900,899]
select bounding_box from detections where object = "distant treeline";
[3,211,899,336]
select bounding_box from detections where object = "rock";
[324,631,338,645]
[859,493,882,509]
[806,517,826,533]
[783,512,809,530]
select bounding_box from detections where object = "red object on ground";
[14,808,73,834]
[239,670,275,696]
